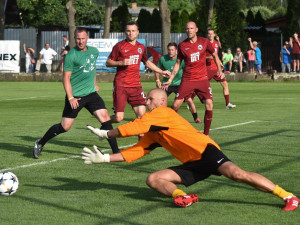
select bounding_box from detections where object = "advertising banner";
[0,41,20,73]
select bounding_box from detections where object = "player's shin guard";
[101,120,120,153]
[204,110,213,135]
[39,123,66,146]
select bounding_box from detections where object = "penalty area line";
[0,121,257,172]
[0,144,135,172]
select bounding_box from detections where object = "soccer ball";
[0,172,19,196]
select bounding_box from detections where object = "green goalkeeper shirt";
[156,54,185,86]
[63,46,99,97]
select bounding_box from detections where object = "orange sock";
[272,185,294,199]
[172,189,187,198]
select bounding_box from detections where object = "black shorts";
[165,85,179,96]
[168,145,231,187]
[291,53,300,60]
[62,92,107,118]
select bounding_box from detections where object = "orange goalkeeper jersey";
[118,106,220,163]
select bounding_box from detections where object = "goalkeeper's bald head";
[146,88,168,111]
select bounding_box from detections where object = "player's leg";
[132,105,146,119]
[172,99,184,112]
[111,86,127,123]
[33,95,82,159]
[146,169,199,208]
[186,97,201,123]
[220,80,236,109]
[87,93,119,154]
[217,161,299,211]
[146,169,183,196]
[203,98,213,135]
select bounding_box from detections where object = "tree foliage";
[137,9,152,32]
[285,0,300,36]
[17,0,102,27]
[110,2,131,32]
[214,0,247,51]
[150,8,161,33]
[18,0,68,27]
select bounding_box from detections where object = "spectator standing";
[233,48,244,73]
[247,47,256,73]
[280,42,292,73]
[60,45,70,73]
[23,43,35,73]
[248,38,262,75]
[61,35,69,51]
[222,48,233,73]
[289,32,300,73]
[35,43,57,74]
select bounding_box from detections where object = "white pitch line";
[0,121,257,172]
[0,144,135,172]
[0,96,51,101]
[210,121,256,131]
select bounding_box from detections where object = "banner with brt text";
[0,41,20,73]
[87,39,146,73]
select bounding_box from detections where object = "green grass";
[0,81,300,225]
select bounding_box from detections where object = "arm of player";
[144,60,170,78]
[162,58,181,89]
[63,71,81,109]
[154,71,162,88]
[106,58,131,67]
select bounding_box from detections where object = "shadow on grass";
[25,177,166,203]
[15,194,159,225]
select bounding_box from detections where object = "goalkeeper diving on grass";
[82,88,299,210]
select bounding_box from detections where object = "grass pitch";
[0,81,299,225]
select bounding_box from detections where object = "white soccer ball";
[0,172,19,196]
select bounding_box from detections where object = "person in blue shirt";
[280,42,292,73]
[248,37,262,75]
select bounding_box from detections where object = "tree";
[190,0,209,36]
[207,0,214,28]
[246,9,255,26]
[286,0,300,36]
[103,0,112,38]
[0,0,4,40]
[170,9,180,32]
[74,0,102,25]
[18,0,68,27]
[150,8,161,32]
[137,9,152,32]
[253,10,265,27]
[159,0,171,55]
[66,0,76,48]
[215,0,247,51]
[110,2,131,32]
[179,9,190,31]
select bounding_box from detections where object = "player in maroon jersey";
[163,21,223,135]
[106,21,170,123]
[207,29,236,109]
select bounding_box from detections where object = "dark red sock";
[204,110,213,135]
[224,95,230,106]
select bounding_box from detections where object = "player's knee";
[113,114,124,123]
[61,123,71,131]
[146,173,159,188]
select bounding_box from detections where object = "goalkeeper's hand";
[86,125,109,140]
[81,145,110,164]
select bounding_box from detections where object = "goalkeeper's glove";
[82,145,110,164]
[86,125,109,140]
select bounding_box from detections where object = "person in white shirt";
[35,43,57,74]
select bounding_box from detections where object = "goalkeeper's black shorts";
[168,144,231,187]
